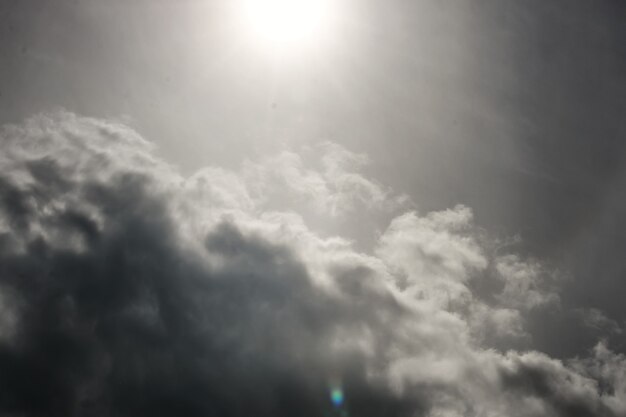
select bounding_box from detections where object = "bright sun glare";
[243,0,333,50]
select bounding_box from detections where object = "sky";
[1,0,626,416]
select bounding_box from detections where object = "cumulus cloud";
[0,112,624,417]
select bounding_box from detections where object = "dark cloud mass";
[0,112,625,417]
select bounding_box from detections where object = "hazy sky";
[1,1,626,416]
[2,0,625,243]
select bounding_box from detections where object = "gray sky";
[3,0,626,315]
[2,0,625,239]
[1,1,626,415]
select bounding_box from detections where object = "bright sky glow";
[242,0,334,50]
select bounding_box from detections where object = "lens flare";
[330,387,344,407]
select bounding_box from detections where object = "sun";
[242,0,334,50]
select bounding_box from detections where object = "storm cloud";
[0,112,624,417]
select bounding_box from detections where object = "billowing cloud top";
[0,112,624,417]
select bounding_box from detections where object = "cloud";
[571,342,626,415]
[0,112,624,416]
[494,255,559,310]
[239,141,409,217]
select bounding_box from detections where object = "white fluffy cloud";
[0,112,623,417]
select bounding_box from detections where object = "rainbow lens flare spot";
[330,388,344,407]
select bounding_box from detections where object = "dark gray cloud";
[0,113,624,417]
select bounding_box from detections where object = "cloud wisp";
[0,112,624,417]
